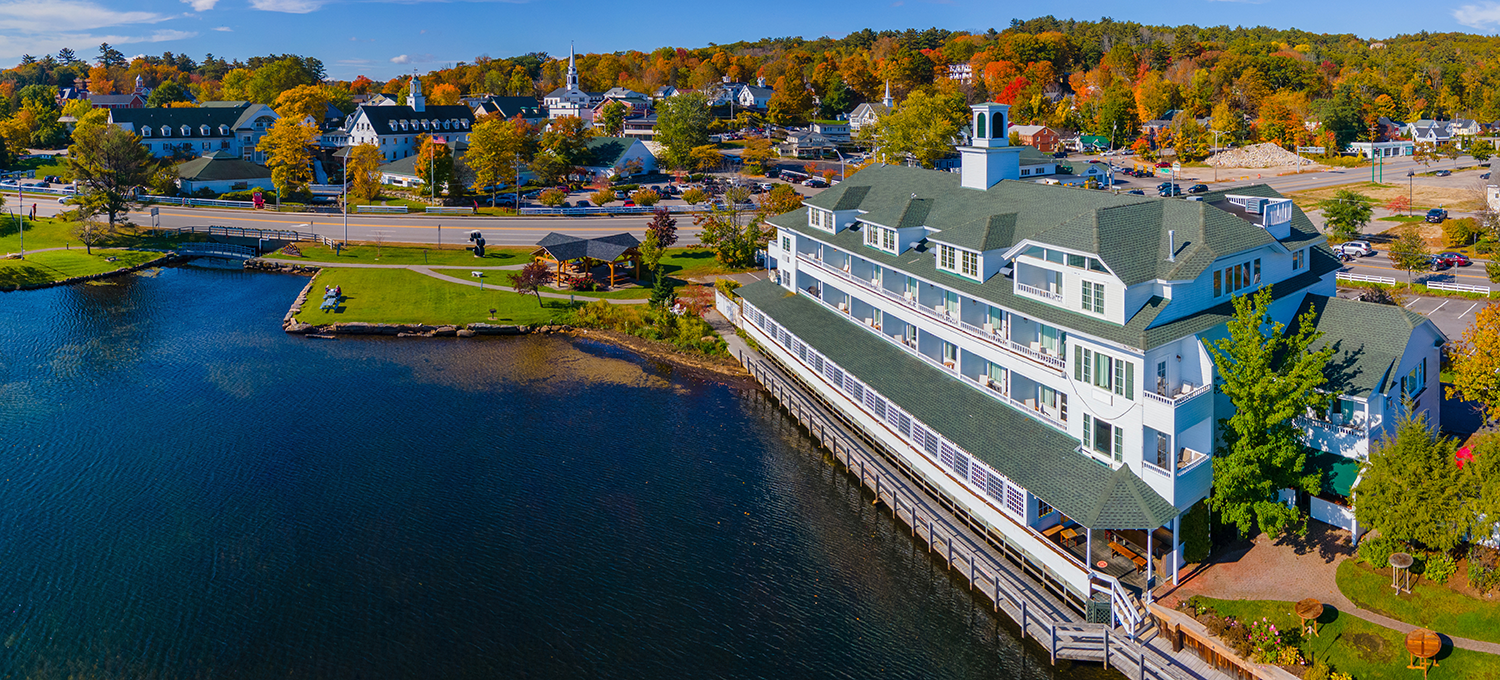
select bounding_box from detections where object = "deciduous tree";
[466,115,533,201]
[256,117,319,202]
[67,123,154,228]
[656,91,713,171]
[866,88,966,168]
[1387,225,1431,283]
[429,83,461,106]
[1447,303,1500,425]
[599,100,627,136]
[537,188,567,207]
[645,206,677,247]
[509,260,551,305]
[413,134,454,198]
[631,188,660,206]
[146,80,191,108]
[1318,190,1372,241]
[759,183,803,215]
[346,144,383,203]
[272,84,331,121]
[1206,287,1332,538]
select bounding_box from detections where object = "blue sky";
[5,0,1500,80]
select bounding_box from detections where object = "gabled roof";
[739,279,1178,530]
[1291,294,1441,398]
[739,85,774,99]
[535,232,640,262]
[584,136,640,168]
[475,96,546,121]
[176,151,272,182]
[110,104,277,136]
[351,104,475,133]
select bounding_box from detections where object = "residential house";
[848,82,895,136]
[88,74,150,109]
[811,120,850,143]
[1449,118,1483,137]
[352,93,395,107]
[579,136,657,180]
[945,63,973,85]
[1409,120,1453,145]
[175,151,274,195]
[1375,117,1405,142]
[340,75,476,162]
[747,102,1437,621]
[652,86,678,100]
[623,113,658,141]
[109,103,279,162]
[786,130,834,158]
[737,79,774,110]
[1008,124,1061,153]
[592,88,652,128]
[544,43,602,123]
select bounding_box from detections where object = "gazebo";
[532,232,642,287]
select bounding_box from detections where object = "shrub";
[1425,551,1457,584]
[1358,535,1401,567]
[1305,660,1331,680]
[567,276,597,292]
[1330,673,1354,680]
[714,278,742,299]
[1468,548,1500,593]
[631,189,661,206]
[1442,217,1481,246]
[590,188,616,206]
[681,188,707,205]
[220,189,276,202]
[611,183,640,192]
[537,188,567,207]
[1182,500,1212,564]
[1487,259,1500,284]
[1274,646,1303,666]
[1246,617,1285,662]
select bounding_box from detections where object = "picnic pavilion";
[533,232,642,287]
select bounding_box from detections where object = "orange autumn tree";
[1448,304,1500,426]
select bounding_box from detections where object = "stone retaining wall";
[3,253,183,292]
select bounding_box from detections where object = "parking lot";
[1366,293,1490,338]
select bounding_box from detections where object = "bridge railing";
[155,225,321,242]
[355,205,409,214]
[177,242,257,258]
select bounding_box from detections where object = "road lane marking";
[1428,300,1448,314]
[1405,298,1423,308]
[1460,303,1480,317]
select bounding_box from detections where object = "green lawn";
[1337,558,1500,645]
[0,216,82,252]
[0,248,160,287]
[657,248,753,280]
[267,242,530,266]
[4,156,71,180]
[1199,597,1500,680]
[297,268,572,326]
[1377,215,1426,222]
[540,284,652,299]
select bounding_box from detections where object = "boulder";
[434,325,459,337]
[456,329,477,338]
[469,323,524,335]
[284,322,315,334]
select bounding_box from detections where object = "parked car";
[1187,184,1208,194]
[56,196,69,204]
[1425,208,1448,223]
[1484,172,1494,180]
[1159,185,1183,197]
[1434,169,1452,177]
[1052,151,1068,159]
[1126,189,1145,195]
[1427,255,1452,271]
[622,200,635,207]
[1156,181,1174,191]
[1436,251,1472,267]
[804,178,828,188]
[1337,241,1375,257]
[43,175,61,183]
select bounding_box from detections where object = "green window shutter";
[1075,345,1084,381]
[1113,426,1123,463]
[1124,361,1134,399]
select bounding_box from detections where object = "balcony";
[797,252,1066,373]
[1015,281,1064,303]
[1143,380,1213,406]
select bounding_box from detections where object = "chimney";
[958,103,1021,190]
[1167,230,1175,262]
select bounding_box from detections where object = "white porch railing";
[1015,281,1065,303]
[1143,381,1212,406]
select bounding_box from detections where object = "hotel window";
[881,228,896,252]
[1038,324,1062,355]
[1402,358,1428,399]
[941,341,958,366]
[781,235,790,252]
[960,250,979,278]
[1155,431,1171,468]
[1075,347,1134,398]
[1082,415,1123,463]
[938,244,956,271]
[943,290,959,317]
[1214,258,1263,297]
[865,225,879,247]
[1081,281,1105,314]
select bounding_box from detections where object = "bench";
[1041,524,1065,539]
[1109,540,1148,570]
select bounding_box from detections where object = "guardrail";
[177,242,257,258]
[355,205,409,214]
[424,206,474,214]
[1336,271,1397,286]
[1426,280,1492,295]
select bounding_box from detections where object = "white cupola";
[958,103,1021,190]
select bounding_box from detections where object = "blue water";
[0,265,1113,679]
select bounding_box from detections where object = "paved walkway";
[1156,526,1500,655]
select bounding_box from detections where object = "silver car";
[1337,241,1375,257]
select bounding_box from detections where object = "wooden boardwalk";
[737,348,1236,680]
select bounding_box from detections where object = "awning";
[1309,451,1361,497]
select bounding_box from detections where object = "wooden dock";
[741,351,1235,680]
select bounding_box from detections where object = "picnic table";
[1109,540,1148,570]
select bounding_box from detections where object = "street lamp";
[1407,170,1415,217]
[341,150,349,250]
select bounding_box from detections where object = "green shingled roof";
[739,279,1179,530]
[773,201,1343,351]
[175,151,271,182]
[1291,294,1437,398]
[796,164,1324,288]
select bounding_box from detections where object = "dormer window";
[161,126,171,137]
[935,244,980,280]
[181,125,191,137]
[807,208,834,231]
[461,119,470,129]
[200,125,210,136]
[1212,258,1262,298]
[142,127,151,137]
[388,121,398,131]
[218,125,229,135]
[960,250,979,278]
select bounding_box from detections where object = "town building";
[848,82,894,136]
[109,103,279,162]
[471,96,548,124]
[578,136,656,180]
[340,74,476,162]
[786,130,834,158]
[544,43,602,123]
[745,102,1440,616]
[1009,124,1061,153]
[945,63,973,85]
[811,120,850,143]
[175,151,274,195]
[1346,140,1414,159]
[736,79,774,110]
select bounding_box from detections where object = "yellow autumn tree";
[1448,304,1500,425]
[345,143,384,203]
[256,118,319,201]
[272,84,331,121]
[429,83,461,106]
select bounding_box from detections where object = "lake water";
[0,264,1114,679]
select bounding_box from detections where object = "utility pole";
[341,151,349,250]
[1210,129,1224,183]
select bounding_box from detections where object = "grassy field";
[4,156,71,181]
[657,248,754,280]
[1337,558,1500,644]
[0,249,160,287]
[297,268,573,326]
[539,284,652,299]
[267,242,531,266]
[1199,597,1500,680]
[1287,181,1484,212]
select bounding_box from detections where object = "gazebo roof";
[535,232,640,262]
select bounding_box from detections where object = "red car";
[1437,252,1472,267]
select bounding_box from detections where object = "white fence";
[1336,271,1397,286]
[143,195,257,209]
[355,205,408,214]
[1425,280,1493,295]
[424,206,474,214]
[519,204,709,216]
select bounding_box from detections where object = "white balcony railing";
[797,252,1067,373]
[1143,381,1213,406]
[1015,281,1065,303]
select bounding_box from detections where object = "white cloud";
[213,25,232,31]
[249,0,325,12]
[390,54,411,64]
[337,58,372,65]
[182,0,217,10]
[146,29,197,42]
[0,0,168,33]
[1454,1,1500,28]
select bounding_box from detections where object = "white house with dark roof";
[109,103,278,162]
[544,43,602,123]
[849,82,894,136]
[741,102,1442,627]
[737,80,774,110]
[579,136,655,179]
[340,74,476,162]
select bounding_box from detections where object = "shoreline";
[1,252,186,292]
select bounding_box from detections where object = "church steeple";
[566,41,579,91]
[882,80,892,108]
[408,70,425,112]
